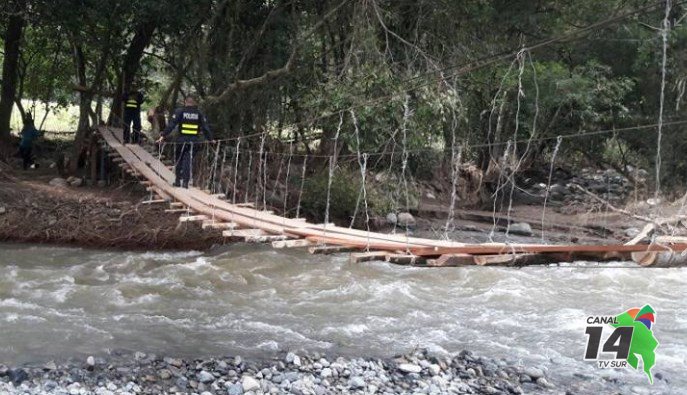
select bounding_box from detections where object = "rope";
[541,136,563,242]
[324,112,344,230]
[283,136,294,220]
[349,110,363,228]
[295,155,308,219]
[655,0,672,199]
[232,137,241,204]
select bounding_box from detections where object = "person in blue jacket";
[18,115,42,170]
[122,88,144,144]
[157,95,214,188]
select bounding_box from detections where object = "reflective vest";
[125,95,139,109]
[180,109,201,135]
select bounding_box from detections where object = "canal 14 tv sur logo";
[583,305,659,384]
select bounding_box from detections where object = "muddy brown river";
[0,243,684,394]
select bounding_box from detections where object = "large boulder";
[397,212,416,227]
[508,222,533,236]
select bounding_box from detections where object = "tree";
[0,0,26,152]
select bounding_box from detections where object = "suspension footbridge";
[100,126,687,267]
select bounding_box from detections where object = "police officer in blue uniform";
[122,88,144,144]
[158,95,214,188]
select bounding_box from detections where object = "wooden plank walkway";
[99,126,687,267]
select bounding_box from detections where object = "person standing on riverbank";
[18,115,42,170]
[157,95,214,188]
[122,88,144,144]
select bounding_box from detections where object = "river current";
[0,243,684,394]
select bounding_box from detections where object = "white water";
[0,243,684,394]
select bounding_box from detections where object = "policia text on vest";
[158,98,214,189]
[122,91,144,144]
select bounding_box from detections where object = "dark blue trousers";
[174,140,197,187]
[123,109,142,144]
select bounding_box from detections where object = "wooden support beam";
[245,235,290,243]
[349,251,388,263]
[427,253,475,267]
[179,215,209,223]
[473,253,554,266]
[272,239,313,248]
[308,245,359,255]
[386,254,422,265]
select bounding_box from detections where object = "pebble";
[0,349,566,395]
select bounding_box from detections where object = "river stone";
[158,369,171,380]
[386,213,398,225]
[242,376,260,392]
[397,212,416,227]
[428,364,441,376]
[87,356,95,367]
[197,370,215,383]
[398,363,422,374]
[523,367,544,379]
[8,369,28,386]
[508,222,533,236]
[536,377,554,388]
[320,368,332,378]
[49,177,68,188]
[348,376,365,389]
[0,207,5,215]
[227,383,244,395]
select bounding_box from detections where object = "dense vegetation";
[1,0,686,196]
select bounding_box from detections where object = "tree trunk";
[70,43,91,174]
[0,7,25,151]
[108,21,157,125]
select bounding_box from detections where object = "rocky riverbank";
[0,349,557,395]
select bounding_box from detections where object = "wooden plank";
[170,202,185,208]
[223,229,266,238]
[308,245,359,255]
[272,239,313,248]
[179,215,208,222]
[427,253,475,267]
[350,251,388,263]
[235,202,255,208]
[164,208,190,213]
[141,199,166,205]
[202,221,240,230]
[245,235,290,243]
